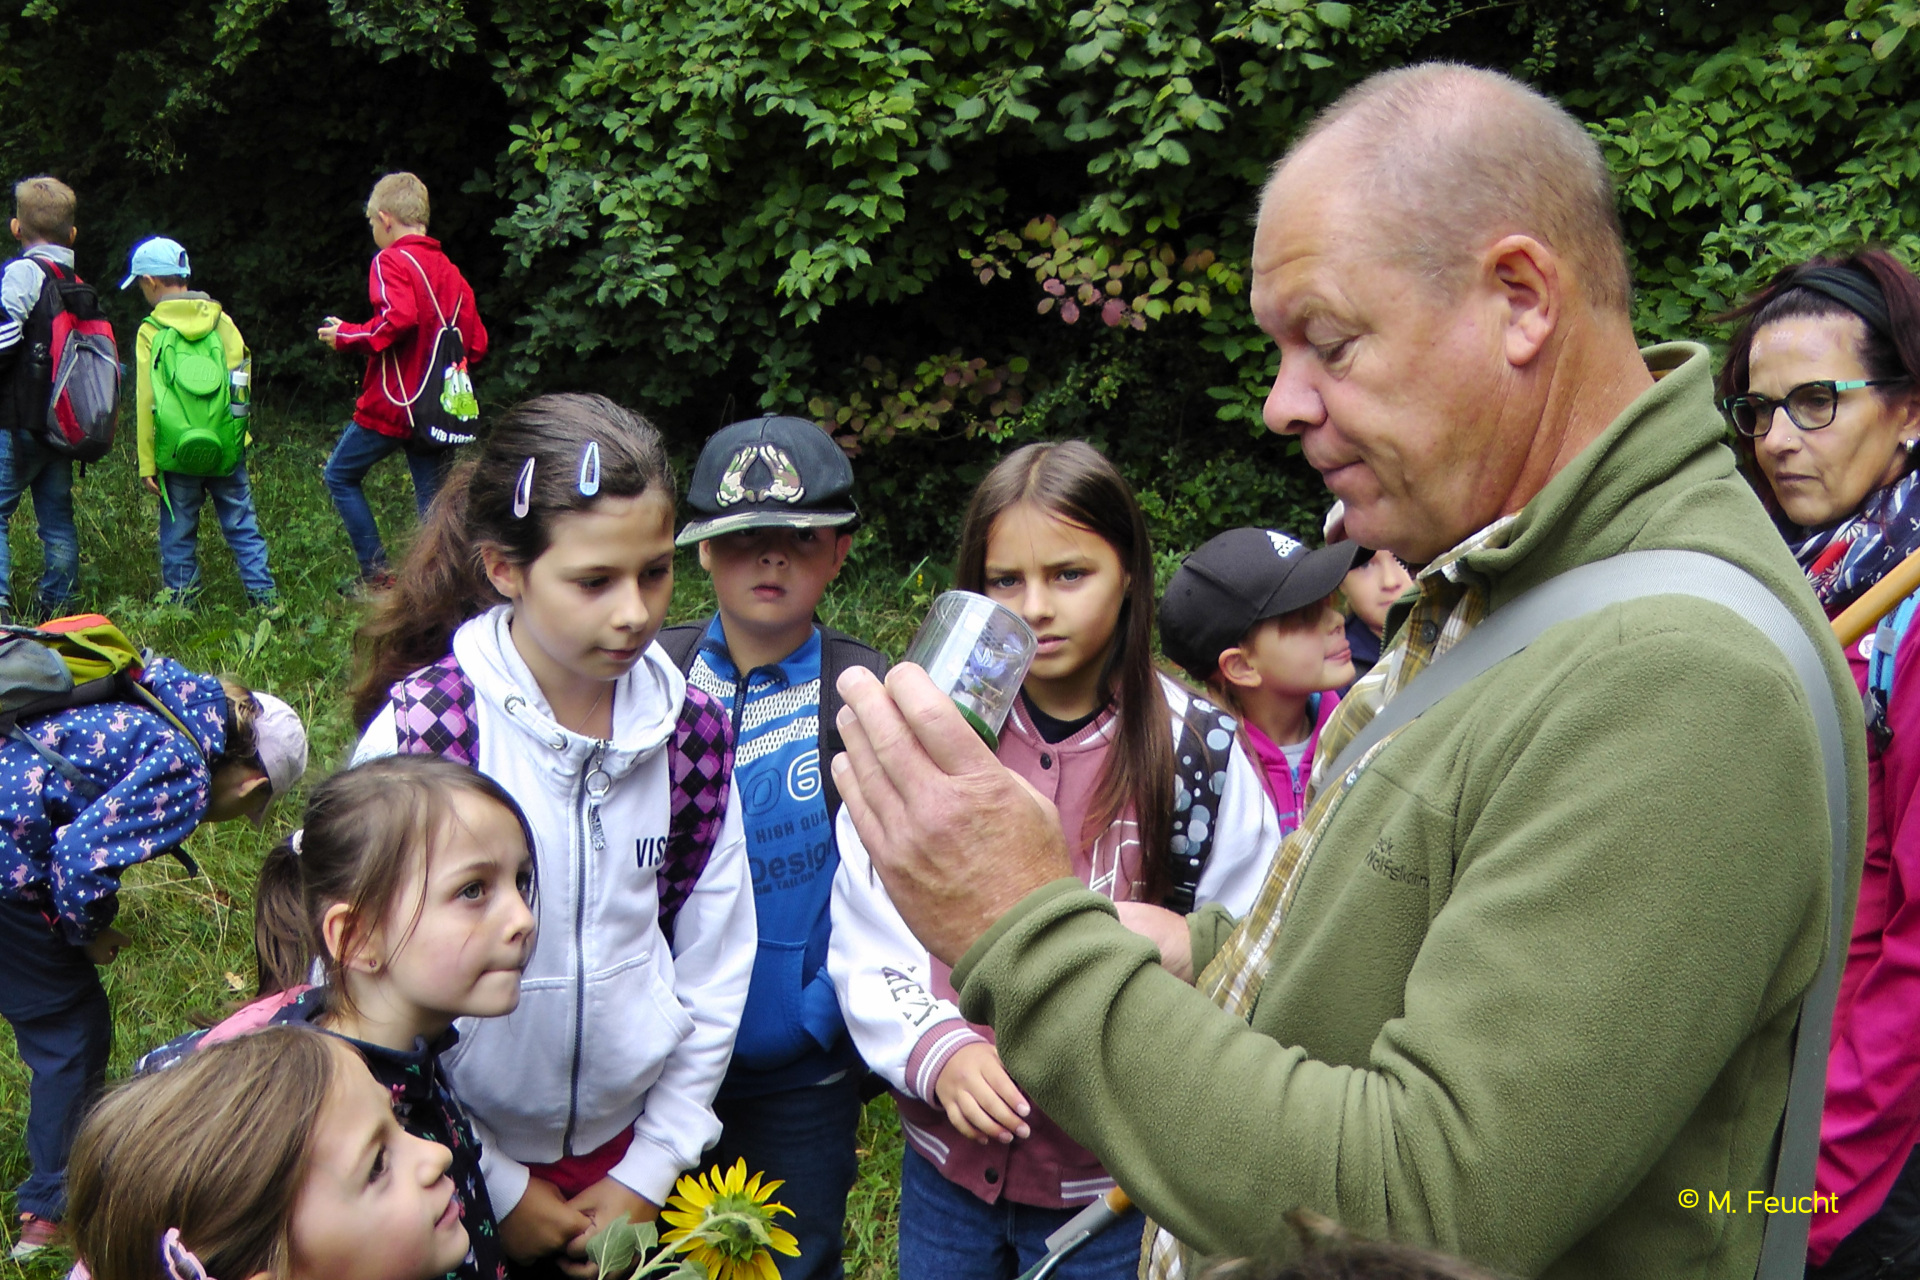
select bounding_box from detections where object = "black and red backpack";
[2,257,120,462]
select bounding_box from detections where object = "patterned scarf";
[1791,469,1920,612]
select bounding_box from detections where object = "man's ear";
[1488,234,1557,369]
[696,540,714,572]
[1217,644,1263,692]
[480,545,521,601]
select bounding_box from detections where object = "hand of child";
[933,1042,1031,1145]
[558,1178,659,1277]
[82,926,130,966]
[499,1176,593,1266]
[316,317,342,350]
[1114,901,1195,983]
[142,476,160,498]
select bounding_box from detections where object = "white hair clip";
[290,828,304,856]
[513,458,536,519]
[578,441,601,497]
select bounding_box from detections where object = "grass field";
[0,407,927,1280]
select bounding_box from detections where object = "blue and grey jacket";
[0,656,227,943]
[686,619,863,1097]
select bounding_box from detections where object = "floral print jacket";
[0,656,227,944]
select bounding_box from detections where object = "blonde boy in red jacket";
[317,172,486,587]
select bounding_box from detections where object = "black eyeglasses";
[1721,379,1907,438]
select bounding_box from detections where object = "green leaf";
[953,95,986,121]
[584,1216,644,1280]
[1872,26,1907,59]
[1314,2,1353,30]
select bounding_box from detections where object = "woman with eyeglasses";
[1717,249,1920,1279]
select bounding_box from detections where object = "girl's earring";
[513,458,536,519]
[366,958,381,972]
[1906,438,1918,454]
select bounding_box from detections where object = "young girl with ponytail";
[139,755,536,1280]
[349,393,754,1277]
[830,441,1279,1279]
[74,1027,474,1280]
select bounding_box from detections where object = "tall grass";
[0,407,922,1280]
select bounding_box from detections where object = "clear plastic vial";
[902,591,1038,750]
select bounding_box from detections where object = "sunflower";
[658,1158,800,1280]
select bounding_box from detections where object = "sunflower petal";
[767,1227,800,1257]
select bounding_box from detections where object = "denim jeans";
[322,420,451,575]
[709,1072,865,1280]
[897,1146,1145,1280]
[0,429,77,610]
[0,899,112,1221]
[159,466,276,601]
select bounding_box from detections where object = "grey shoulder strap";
[1322,549,1847,1280]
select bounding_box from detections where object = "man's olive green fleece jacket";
[950,344,1867,1279]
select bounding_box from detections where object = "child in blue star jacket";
[0,659,307,1254]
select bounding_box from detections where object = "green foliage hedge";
[5,0,1920,559]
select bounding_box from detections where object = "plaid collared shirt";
[1144,515,1518,1280]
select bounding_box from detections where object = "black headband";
[1791,265,1894,340]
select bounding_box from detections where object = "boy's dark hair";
[254,755,535,1001]
[955,440,1177,902]
[13,176,75,242]
[349,392,674,725]
[145,275,190,287]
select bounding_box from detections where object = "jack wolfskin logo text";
[1364,837,1429,888]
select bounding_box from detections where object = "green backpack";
[145,319,242,480]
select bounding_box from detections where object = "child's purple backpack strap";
[388,659,734,947]
[659,682,734,946]
[391,654,480,766]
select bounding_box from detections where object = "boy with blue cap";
[123,236,275,608]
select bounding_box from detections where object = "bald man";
[829,64,1863,1278]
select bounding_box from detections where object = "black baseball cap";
[1159,528,1369,681]
[676,415,859,546]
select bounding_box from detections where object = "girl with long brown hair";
[829,440,1278,1279]
[347,393,754,1277]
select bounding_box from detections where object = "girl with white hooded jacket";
[349,394,754,1277]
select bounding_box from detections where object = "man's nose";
[1263,356,1325,437]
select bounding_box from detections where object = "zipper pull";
[585,750,611,853]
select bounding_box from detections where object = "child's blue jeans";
[159,466,276,602]
[323,420,451,576]
[897,1145,1146,1280]
[0,898,111,1221]
[709,1071,865,1280]
[0,430,77,610]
